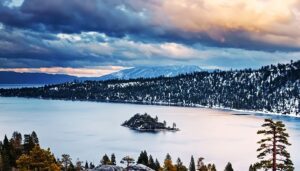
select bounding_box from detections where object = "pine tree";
[84,161,88,169]
[255,119,294,171]
[224,162,234,171]
[89,162,95,169]
[22,132,39,155]
[31,131,39,145]
[249,164,256,171]
[175,157,187,171]
[148,155,156,170]
[111,153,116,165]
[69,162,76,171]
[189,155,195,171]
[163,153,176,171]
[154,159,161,171]
[207,164,217,171]
[1,135,11,171]
[137,150,149,166]
[10,132,22,167]
[100,154,110,165]
[211,164,217,171]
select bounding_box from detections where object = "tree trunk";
[273,127,276,171]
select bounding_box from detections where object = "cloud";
[1,0,300,70]
[1,27,300,70]
[153,0,300,51]
[1,0,300,51]
[0,0,150,36]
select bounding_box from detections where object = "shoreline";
[0,95,299,118]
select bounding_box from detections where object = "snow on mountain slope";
[98,65,203,80]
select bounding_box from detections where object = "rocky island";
[122,113,179,132]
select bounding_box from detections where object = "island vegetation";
[0,119,294,171]
[122,113,179,132]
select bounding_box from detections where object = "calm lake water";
[0,96,299,170]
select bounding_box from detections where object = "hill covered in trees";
[122,113,179,132]
[0,60,299,116]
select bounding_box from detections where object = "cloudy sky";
[0,0,300,76]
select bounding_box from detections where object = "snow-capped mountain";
[98,65,203,80]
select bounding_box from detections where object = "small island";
[122,113,179,132]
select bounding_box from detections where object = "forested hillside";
[1,61,299,115]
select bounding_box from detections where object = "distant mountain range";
[0,71,79,84]
[0,65,203,84]
[98,65,203,80]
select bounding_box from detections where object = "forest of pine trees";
[1,60,299,116]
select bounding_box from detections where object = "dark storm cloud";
[0,27,130,68]
[0,0,150,36]
[1,0,300,52]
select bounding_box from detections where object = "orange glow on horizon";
[0,66,126,77]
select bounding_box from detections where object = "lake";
[0,96,299,170]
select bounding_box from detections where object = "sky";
[0,0,300,76]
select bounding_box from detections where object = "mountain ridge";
[0,61,299,116]
[0,71,78,84]
[98,65,203,80]
[0,65,203,84]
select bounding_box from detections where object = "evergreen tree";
[165,153,171,161]
[197,158,207,171]
[1,135,11,171]
[9,131,22,167]
[154,159,161,171]
[255,119,294,171]
[224,162,234,171]
[100,154,111,165]
[249,164,256,171]
[175,157,187,171]
[163,153,176,171]
[189,155,196,171]
[84,161,88,169]
[69,162,76,171]
[148,155,156,170]
[31,131,39,145]
[111,153,116,165]
[208,164,217,171]
[89,162,95,169]
[23,134,36,154]
[137,150,149,166]
[10,132,22,151]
